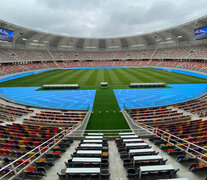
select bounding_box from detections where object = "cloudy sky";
[0,0,206,38]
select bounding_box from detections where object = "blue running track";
[66,66,137,70]
[114,84,207,109]
[0,70,50,83]
[0,87,96,110]
[156,68,207,79]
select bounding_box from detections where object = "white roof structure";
[1,14,207,51]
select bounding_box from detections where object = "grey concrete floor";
[15,139,207,180]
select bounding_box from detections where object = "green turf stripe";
[78,69,96,85]
[8,70,63,86]
[148,68,207,84]
[117,68,142,83]
[45,69,82,84]
[104,69,114,84]
[67,69,91,83]
[108,69,123,85]
[112,69,131,84]
[64,70,89,85]
[155,68,207,82]
[143,68,184,83]
[139,68,175,83]
[86,69,99,86]
[95,69,104,84]
[125,68,153,82]
[51,70,82,84]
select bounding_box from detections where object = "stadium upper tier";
[1,45,207,63]
[0,15,207,51]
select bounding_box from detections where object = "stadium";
[0,1,207,180]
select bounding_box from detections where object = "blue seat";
[177,155,185,162]
[14,140,19,144]
[2,157,13,163]
[26,146,32,151]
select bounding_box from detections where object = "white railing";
[122,109,207,163]
[70,129,147,137]
[140,123,207,162]
[0,125,79,180]
[70,110,92,136]
[122,109,153,136]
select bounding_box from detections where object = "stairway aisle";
[108,140,128,180]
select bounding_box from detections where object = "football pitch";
[0,68,206,131]
[1,68,206,87]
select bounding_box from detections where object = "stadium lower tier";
[1,59,207,76]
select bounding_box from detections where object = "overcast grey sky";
[0,0,206,38]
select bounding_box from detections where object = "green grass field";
[1,68,206,131]
[1,68,206,87]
